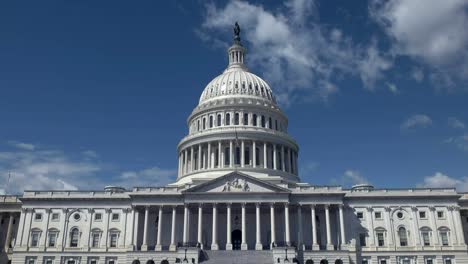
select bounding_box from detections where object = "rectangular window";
[92,233,100,248]
[111,213,119,221]
[419,211,426,219]
[380,260,387,264]
[362,261,368,264]
[440,232,449,246]
[90,261,97,264]
[402,260,410,264]
[437,211,444,219]
[67,261,76,264]
[377,232,385,246]
[31,232,40,247]
[94,213,102,221]
[45,260,53,264]
[357,212,364,219]
[28,259,36,264]
[422,232,431,246]
[108,260,115,264]
[48,232,57,247]
[110,233,118,248]
[444,259,452,264]
[360,233,367,247]
[426,259,433,264]
[51,213,60,221]
[34,213,42,221]
[375,212,382,219]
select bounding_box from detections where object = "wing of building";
[2,24,468,264]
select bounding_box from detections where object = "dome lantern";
[226,22,247,72]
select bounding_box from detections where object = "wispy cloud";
[198,0,393,105]
[445,134,468,152]
[386,82,399,94]
[7,141,36,151]
[116,167,177,188]
[448,117,465,129]
[418,172,468,192]
[401,114,432,130]
[343,169,370,186]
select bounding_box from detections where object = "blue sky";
[0,0,467,194]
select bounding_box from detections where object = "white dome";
[199,69,277,105]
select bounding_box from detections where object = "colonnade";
[178,141,298,177]
[135,203,346,252]
[0,213,17,252]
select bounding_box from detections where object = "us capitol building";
[2,24,468,264]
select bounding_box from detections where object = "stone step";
[200,250,273,264]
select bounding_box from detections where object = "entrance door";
[232,229,242,250]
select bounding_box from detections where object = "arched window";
[108,228,120,248]
[132,260,140,264]
[306,260,314,264]
[335,260,343,264]
[253,114,257,126]
[256,147,260,166]
[90,228,102,248]
[438,226,450,246]
[226,113,231,126]
[30,228,41,247]
[275,120,278,130]
[398,227,408,246]
[320,260,329,264]
[215,149,219,167]
[69,228,79,247]
[203,118,206,130]
[147,261,155,264]
[235,147,240,165]
[197,120,200,131]
[47,228,59,248]
[245,147,250,165]
[217,114,221,126]
[234,113,239,125]
[209,116,213,128]
[161,261,169,264]
[268,117,272,129]
[420,227,432,246]
[244,113,249,125]
[261,116,265,128]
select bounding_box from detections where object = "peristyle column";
[284,203,290,246]
[270,203,276,248]
[325,205,333,250]
[311,205,318,250]
[155,206,163,251]
[211,204,219,250]
[169,206,177,251]
[255,203,262,250]
[197,204,203,249]
[241,203,247,250]
[141,206,149,251]
[226,203,232,250]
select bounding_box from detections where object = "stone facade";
[2,26,468,264]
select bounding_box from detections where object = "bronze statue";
[234,22,241,41]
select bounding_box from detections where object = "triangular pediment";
[183,171,290,193]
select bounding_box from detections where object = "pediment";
[183,171,290,193]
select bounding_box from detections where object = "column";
[311,205,318,250]
[253,141,257,168]
[263,142,268,169]
[229,141,234,167]
[411,207,421,247]
[273,144,277,170]
[284,203,291,246]
[287,148,291,172]
[218,141,223,168]
[183,204,188,244]
[178,153,182,176]
[447,206,458,245]
[429,207,439,246]
[207,143,211,169]
[156,206,163,251]
[198,144,202,170]
[190,146,194,172]
[197,204,203,249]
[325,205,333,250]
[226,203,232,250]
[297,205,303,250]
[281,145,285,172]
[141,207,149,251]
[339,205,346,248]
[4,214,14,251]
[103,209,111,249]
[255,203,262,250]
[211,204,219,250]
[241,140,245,167]
[241,203,247,250]
[184,149,188,174]
[453,206,465,245]
[39,209,51,249]
[291,151,295,174]
[170,206,177,251]
[384,207,394,247]
[366,207,375,248]
[132,207,139,250]
[270,203,276,248]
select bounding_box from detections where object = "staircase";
[200,250,273,264]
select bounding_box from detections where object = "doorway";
[232,229,242,250]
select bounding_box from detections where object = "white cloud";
[401,114,432,130]
[418,172,468,192]
[412,68,424,82]
[343,169,370,185]
[199,0,393,105]
[370,0,468,84]
[386,82,399,94]
[117,167,177,188]
[7,141,35,151]
[445,134,468,152]
[448,117,466,129]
